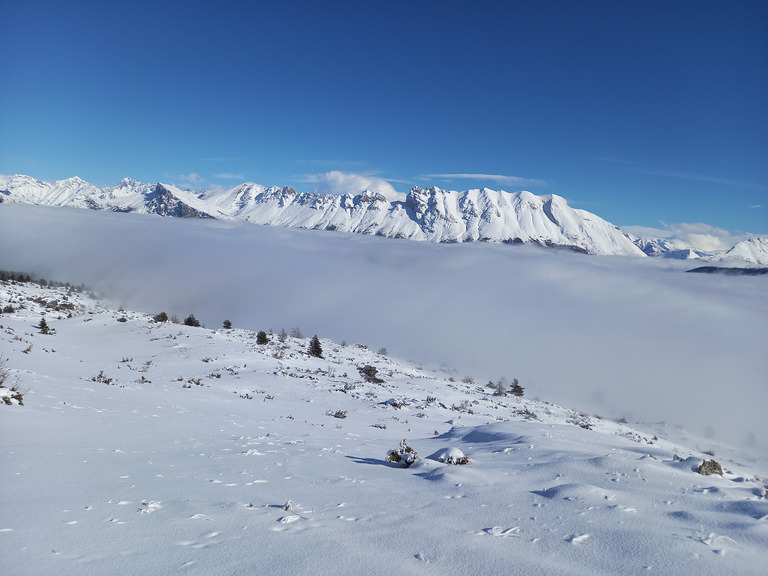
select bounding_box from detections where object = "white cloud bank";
[623,222,757,253]
[1,205,766,449]
[302,171,404,201]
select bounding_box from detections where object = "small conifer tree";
[183,314,200,327]
[39,317,50,335]
[256,330,269,345]
[308,334,323,358]
[277,328,288,343]
[510,378,524,397]
[223,319,232,329]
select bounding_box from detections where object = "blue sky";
[1,0,766,233]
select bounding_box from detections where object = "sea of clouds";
[1,204,766,449]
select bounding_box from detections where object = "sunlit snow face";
[1,204,766,449]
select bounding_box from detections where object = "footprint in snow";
[566,533,590,545]
[138,500,162,514]
[483,526,521,537]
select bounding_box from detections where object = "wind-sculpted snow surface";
[1,280,767,576]
[0,174,644,255]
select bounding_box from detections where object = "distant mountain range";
[1,174,766,263]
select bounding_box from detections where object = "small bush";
[183,314,201,327]
[0,357,24,406]
[432,447,469,465]
[256,330,269,345]
[359,364,384,383]
[92,370,114,385]
[386,438,419,468]
[697,459,723,476]
[153,312,169,323]
[327,409,347,419]
[222,319,232,329]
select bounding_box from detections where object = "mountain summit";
[1,174,645,256]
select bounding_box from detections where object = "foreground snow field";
[1,280,767,576]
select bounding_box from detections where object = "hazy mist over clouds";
[2,205,766,449]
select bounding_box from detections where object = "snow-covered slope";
[2,278,767,576]
[0,175,644,256]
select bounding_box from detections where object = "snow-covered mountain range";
[3,174,766,263]
[0,174,643,256]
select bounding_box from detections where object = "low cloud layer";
[2,205,766,449]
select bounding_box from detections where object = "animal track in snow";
[484,526,521,537]
[566,533,590,545]
[138,500,162,514]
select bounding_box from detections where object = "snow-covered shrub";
[697,459,723,476]
[359,364,383,383]
[0,358,23,406]
[92,370,114,385]
[327,409,347,419]
[386,438,419,468]
[430,447,469,465]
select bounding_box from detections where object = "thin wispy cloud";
[646,169,765,190]
[596,157,641,166]
[197,157,248,163]
[176,172,205,185]
[421,173,549,188]
[213,173,245,180]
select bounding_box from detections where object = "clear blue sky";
[1,0,766,233]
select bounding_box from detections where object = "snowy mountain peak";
[1,174,645,256]
[715,236,768,265]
